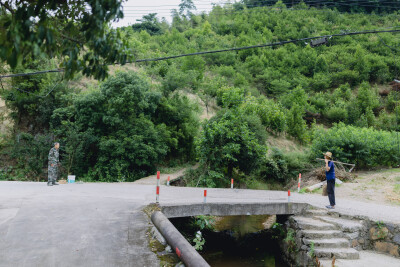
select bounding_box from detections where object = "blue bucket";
[68,175,76,183]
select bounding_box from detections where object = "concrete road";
[0,182,158,267]
[1,181,400,267]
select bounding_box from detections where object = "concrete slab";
[315,216,364,232]
[160,202,309,218]
[301,230,344,239]
[0,208,18,225]
[305,209,328,216]
[303,238,350,248]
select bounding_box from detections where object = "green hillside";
[1,1,400,186]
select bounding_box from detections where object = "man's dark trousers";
[327,179,336,206]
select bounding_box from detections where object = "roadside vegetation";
[1,1,400,188]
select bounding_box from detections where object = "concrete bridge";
[1,181,400,266]
[160,202,308,218]
[152,202,309,267]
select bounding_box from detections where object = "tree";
[179,0,196,18]
[356,82,379,114]
[286,104,308,142]
[51,71,200,180]
[0,0,130,80]
[1,56,71,132]
[132,13,164,35]
[197,109,267,181]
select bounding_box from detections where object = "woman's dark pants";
[327,179,336,206]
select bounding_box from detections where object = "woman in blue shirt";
[324,152,335,209]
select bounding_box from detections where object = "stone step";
[301,230,344,239]
[315,216,364,232]
[317,258,355,267]
[292,216,337,230]
[305,209,329,216]
[314,248,360,260]
[304,238,350,248]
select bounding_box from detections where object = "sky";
[112,0,228,28]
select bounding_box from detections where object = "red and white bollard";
[176,247,181,258]
[167,176,170,186]
[204,190,207,203]
[156,185,160,203]
[156,171,160,203]
[288,190,291,203]
[297,173,302,193]
[231,178,234,189]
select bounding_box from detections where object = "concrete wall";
[160,202,309,218]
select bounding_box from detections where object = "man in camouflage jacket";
[48,142,60,186]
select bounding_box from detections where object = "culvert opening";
[169,215,289,267]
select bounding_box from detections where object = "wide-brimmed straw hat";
[323,151,333,159]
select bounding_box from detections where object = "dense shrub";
[311,123,400,168]
[286,104,308,142]
[196,108,267,185]
[325,106,348,123]
[356,82,380,114]
[242,96,287,133]
[257,148,310,182]
[375,110,397,131]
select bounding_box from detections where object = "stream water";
[170,215,289,267]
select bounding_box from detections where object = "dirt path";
[335,168,400,205]
[305,168,400,206]
[133,164,198,185]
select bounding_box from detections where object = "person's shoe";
[326,205,335,209]
[47,182,53,186]
[52,182,59,185]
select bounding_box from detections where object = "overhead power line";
[1,28,400,79]
[10,80,63,98]
[121,4,400,20]
[0,69,64,79]
[120,0,400,13]
[121,0,400,9]
[376,34,400,52]
[132,28,400,62]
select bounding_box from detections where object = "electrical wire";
[376,34,400,52]
[120,0,400,14]
[120,0,400,9]
[0,69,64,79]
[120,4,400,20]
[8,79,63,98]
[376,33,400,79]
[1,28,400,79]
